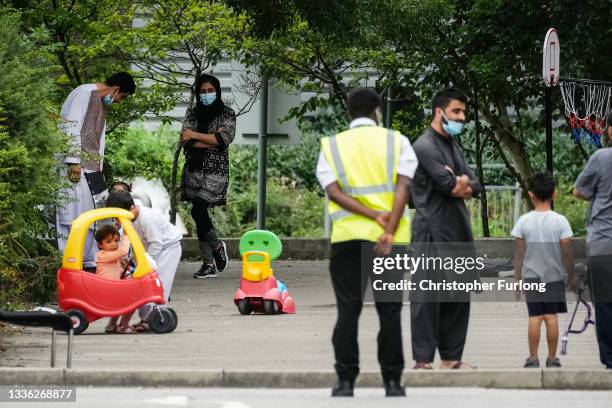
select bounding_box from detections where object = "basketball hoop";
[559,78,612,147]
[543,28,560,87]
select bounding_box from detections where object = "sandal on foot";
[448,361,477,370]
[104,324,117,333]
[413,362,433,369]
[115,326,139,334]
[130,321,150,332]
[546,357,561,368]
[523,357,540,368]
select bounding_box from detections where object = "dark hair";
[193,73,224,133]
[95,223,119,243]
[432,87,468,114]
[346,88,381,120]
[528,171,555,201]
[105,72,136,95]
[110,180,132,193]
[106,190,135,211]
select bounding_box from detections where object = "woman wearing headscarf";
[180,74,236,278]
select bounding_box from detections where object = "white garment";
[316,117,419,189]
[132,206,183,265]
[511,210,573,282]
[138,241,182,321]
[56,84,106,267]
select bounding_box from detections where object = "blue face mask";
[200,93,217,106]
[441,111,464,136]
[103,93,114,106]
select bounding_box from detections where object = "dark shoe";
[193,264,218,279]
[546,357,562,368]
[331,380,354,397]
[384,379,406,397]
[212,241,228,272]
[523,357,540,368]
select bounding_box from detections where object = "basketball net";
[559,79,611,147]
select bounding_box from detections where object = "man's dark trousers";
[330,240,404,383]
[589,254,612,368]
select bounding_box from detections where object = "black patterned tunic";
[180,105,236,206]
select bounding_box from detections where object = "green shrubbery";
[0,10,66,307]
[106,124,326,238]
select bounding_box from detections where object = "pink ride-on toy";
[233,230,296,315]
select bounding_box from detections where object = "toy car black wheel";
[67,309,89,335]
[264,300,280,315]
[148,307,175,334]
[166,307,178,332]
[237,299,252,315]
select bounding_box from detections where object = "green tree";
[8,0,175,134]
[389,0,611,192]
[0,9,67,305]
[95,0,253,222]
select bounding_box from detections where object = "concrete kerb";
[1,368,611,389]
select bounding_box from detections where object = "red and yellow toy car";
[57,208,177,334]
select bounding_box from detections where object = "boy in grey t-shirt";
[511,172,575,368]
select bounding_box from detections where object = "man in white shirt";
[106,190,183,327]
[56,72,136,269]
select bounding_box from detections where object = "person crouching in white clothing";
[106,190,183,332]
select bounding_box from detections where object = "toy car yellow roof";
[62,208,152,279]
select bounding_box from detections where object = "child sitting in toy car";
[95,224,138,334]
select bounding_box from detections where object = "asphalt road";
[6,387,612,408]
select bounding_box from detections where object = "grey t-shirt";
[574,148,612,255]
[511,210,573,282]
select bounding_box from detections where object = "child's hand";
[514,288,522,301]
[67,164,81,183]
[567,274,578,292]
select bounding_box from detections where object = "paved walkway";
[0,260,602,372]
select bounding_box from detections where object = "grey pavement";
[0,260,606,387]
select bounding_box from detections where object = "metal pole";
[513,183,522,224]
[545,81,554,210]
[324,193,330,238]
[385,87,392,128]
[67,330,73,369]
[50,330,56,368]
[257,76,269,230]
[545,84,553,173]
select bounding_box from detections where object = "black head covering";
[193,74,224,133]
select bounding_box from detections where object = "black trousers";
[589,254,612,368]
[410,300,470,363]
[330,240,404,383]
[594,302,612,368]
[191,198,220,264]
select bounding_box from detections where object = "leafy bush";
[210,178,324,238]
[0,9,66,307]
[104,124,178,192]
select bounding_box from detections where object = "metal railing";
[468,184,524,238]
[323,184,524,238]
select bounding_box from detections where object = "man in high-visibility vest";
[316,87,418,397]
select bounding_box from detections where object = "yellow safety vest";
[321,125,411,244]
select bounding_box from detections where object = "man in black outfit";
[410,87,482,369]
